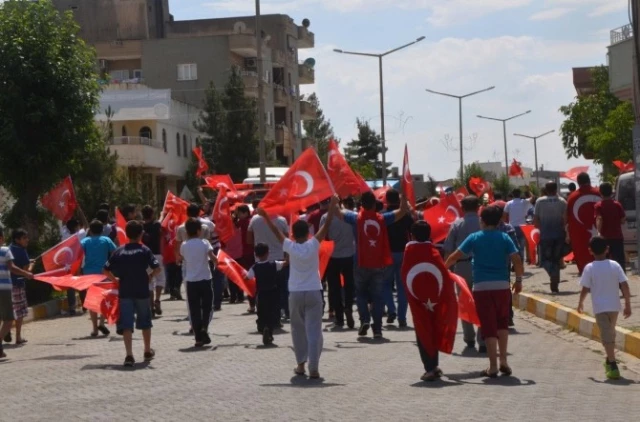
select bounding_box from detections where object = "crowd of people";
[0,171,633,381]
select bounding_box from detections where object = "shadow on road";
[260,376,346,388]
[80,361,153,371]
[410,379,462,388]
[32,354,99,361]
[588,376,639,386]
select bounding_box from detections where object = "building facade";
[607,24,634,102]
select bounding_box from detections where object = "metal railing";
[611,24,633,45]
[110,136,163,149]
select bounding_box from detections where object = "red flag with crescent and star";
[34,274,107,292]
[41,235,84,273]
[327,139,370,198]
[613,160,634,174]
[560,166,589,181]
[41,176,78,222]
[422,193,463,243]
[519,224,539,264]
[401,241,458,356]
[373,186,390,204]
[401,144,416,209]
[217,250,256,298]
[115,208,128,245]
[192,146,209,178]
[509,159,524,178]
[468,176,489,197]
[83,281,119,325]
[567,186,601,273]
[212,186,235,244]
[162,191,190,217]
[454,186,469,204]
[259,148,335,216]
[202,175,240,199]
[449,272,480,326]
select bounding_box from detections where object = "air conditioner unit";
[244,58,257,69]
[99,59,107,70]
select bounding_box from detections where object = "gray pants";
[453,261,484,347]
[289,290,324,372]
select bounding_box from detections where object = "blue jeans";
[354,266,385,333]
[118,297,153,331]
[383,252,408,322]
[514,226,526,263]
[278,266,290,318]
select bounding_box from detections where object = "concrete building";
[52,0,317,166]
[96,84,203,202]
[607,24,634,101]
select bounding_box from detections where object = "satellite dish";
[302,18,310,28]
[233,21,247,33]
[303,58,315,68]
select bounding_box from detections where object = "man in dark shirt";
[306,200,329,235]
[383,189,414,327]
[104,220,161,367]
[142,205,165,316]
[595,182,627,272]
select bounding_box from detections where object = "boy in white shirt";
[179,218,218,348]
[577,236,632,380]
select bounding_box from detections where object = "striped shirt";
[0,246,14,291]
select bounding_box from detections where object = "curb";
[514,292,640,359]
[23,297,72,324]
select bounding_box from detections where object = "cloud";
[545,0,627,17]
[529,7,574,21]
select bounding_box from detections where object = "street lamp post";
[477,111,532,179]
[334,36,426,185]
[424,87,495,182]
[255,0,267,183]
[513,130,555,190]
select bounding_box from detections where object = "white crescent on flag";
[293,171,314,198]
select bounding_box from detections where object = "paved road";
[2,295,639,422]
[521,263,640,331]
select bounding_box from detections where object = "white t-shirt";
[283,237,321,292]
[505,198,533,227]
[180,238,213,282]
[579,259,628,314]
[248,215,289,260]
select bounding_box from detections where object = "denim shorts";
[118,298,153,331]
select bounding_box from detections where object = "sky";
[160,1,627,180]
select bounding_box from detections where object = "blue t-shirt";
[81,235,117,275]
[104,243,159,299]
[9,244,30,288]
[459,230,518,284]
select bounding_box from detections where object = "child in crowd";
[577,236,632,380]
[180,218,218,347]
[6,229,33,345]
[0,227,34,359]
[245,243,285,346]
[104,220,160,367]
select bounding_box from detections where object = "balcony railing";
[298,63,315,84]
[297,26,315,49]
[110,136,163,149]
[611,24,633,46]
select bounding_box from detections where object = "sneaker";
[373,331,383,339]
[399,320,408,328]
[154,301,163,316]
[97,325,111,336]
[262,327,273,346]
[605,361,621,380]
[68,309,77,317]
[358,323,370,337]
[508,318,515,327]
[4,332,11,343]
[478,345,487,354]
[346,312,355,329]
[123,355,135,367]
[387,313,397,324]
[202,332,212,345]
[465,341,476,349]
[144,349,156,362]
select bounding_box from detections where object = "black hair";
[512,188,521,198]
[187,203,201,218]
[577,172,590,186]
[125,220,144,240]
[11,228,28,243]
[121,204,136,217]
[461,195,480,213]
[375,200,384,212]
[89,219,104,235]
[65,218,79,232]
[589,236,608,255]
[185,218,202,237]
[292,220,310,240]
[254,242,269,258]
[98,203,110,211]
[236,205,250,215]
[599,182,613,198]
[493,193,503,201]
[141,205,154,220]
[342,197,355,210]
[544,181,558,195]
[480,205,502,227]
[96,209,109,224]
[411,221,431,242]
[252,199,260,210]
[360,191,376,210]
[385,189,400,205]
[568,182,576,192]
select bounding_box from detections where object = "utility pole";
[255,0,267,183]
[631,0,640,272]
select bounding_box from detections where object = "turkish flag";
[41,176,78,222]
[509,159,524,178]
[83,281,119,325]
[401,241,458,356]
[401,144,416,209]
[449,272,480,326]
[259,148,335,216]
[422,193,463,243]
[354,171,372,195]
[327,139,370,198]
[373,186,390,203]
[192,146,209,178]
[519,224,539,264]
[202,175,240,199]
[115,208,128,245]
[162,191,190,216]
[41,235,84,273]
[560,166,589,181]
[454,186,469,204]
[217,250,256,298]
[468,177,489,197]
[567,187,601,273]
[613,160,634,174]
[319,240,334,279]
[35,274,107,291]
[212,186,235,244]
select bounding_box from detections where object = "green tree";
[456,162,490,191]
[559,66,633,176]
[0,0,101,239]
[344,119,390,179]
[492,174,514,198]
[302,93,336,164]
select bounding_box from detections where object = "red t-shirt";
[594,199,625,240]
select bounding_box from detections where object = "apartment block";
[53,0,317,168]
[607,24,634,101]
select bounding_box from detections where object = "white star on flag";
[425,299,437,312]
[59,201,66,209]
[104,300,112,310]
[369,240,377,247]
[438,216,445,224]
[279,188,288,197]
[588,225,598,239]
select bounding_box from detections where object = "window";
[265,111,273,126]
[133,69,143,79]
[139,126,152,140]
[176,133,181,156]
[177,63,198,81]
[162,129,167,153]
[110,69,130,81]
[183,135,188,157]
[121,125,127,137]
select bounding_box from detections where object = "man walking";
[534,182,567,293]
[504,188,532,264]
[567,173,601,275]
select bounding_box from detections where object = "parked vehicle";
[614,172,637,255]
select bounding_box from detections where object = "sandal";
[90,331,99,337]
[309,371,320,379]
[434,368,443,378]
[97,325,111,336]
[499,365,512,376]
[154,300,162,316]
[480,368,499,378]
[420,372,438,382]
[144,349,155,362]
[16,339,27,345]
[294,367,306,376]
